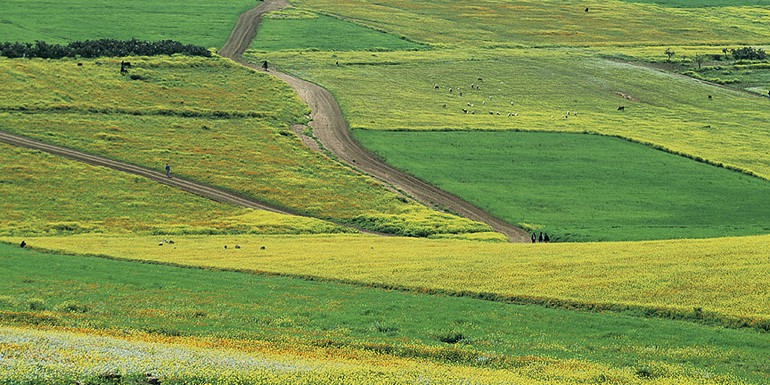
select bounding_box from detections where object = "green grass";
[0,56,490,237]
[0,0,255,47]
[258,49,770,180]
[252,9,424,52]
[1,242,768,383]
[618,0,770,7]
[0,142,349,236]
[288,0,770,47]
[354,130,770,241]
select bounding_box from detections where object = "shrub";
[0,38,211,59]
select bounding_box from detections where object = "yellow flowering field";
[15,233,770,328]
[0,326,745,384]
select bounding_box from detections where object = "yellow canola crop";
[16,233,770,325]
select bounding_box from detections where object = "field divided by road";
[0,142,348,236]
[0,56,492,238]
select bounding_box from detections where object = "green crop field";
[0,0,255,47]
[288,0,770,47]
[354,130,770,241]
[252,8,424,52]
[2,243,768,383]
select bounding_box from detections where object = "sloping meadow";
[0,56,491,237]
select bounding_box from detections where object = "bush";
[55,301,90,313]
[0,38,212,59]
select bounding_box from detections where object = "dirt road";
[0,131,290,214]
[220,0,529,242]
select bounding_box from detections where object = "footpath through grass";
[354,130,770,242]
[1,243,767,383]
[0,0,255,47]
[0,143,348,236]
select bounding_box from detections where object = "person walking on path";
[165,164,171,178]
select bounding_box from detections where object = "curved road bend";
[221,0,529,242]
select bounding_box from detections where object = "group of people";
[531,232,551,243]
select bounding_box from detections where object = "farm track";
[222,0,530,242]
[0,131,290,215]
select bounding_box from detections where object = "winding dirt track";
[221,0,529,242]
[0,131,288,214]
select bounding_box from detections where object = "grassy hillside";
[0,56,491,237]
[0,0,255,47]
[18,233,770,330]
[1,243,766,383]
[288,0,770,47]
[0,143,348,236]
[354,130,770,241]
[259,49,770,180]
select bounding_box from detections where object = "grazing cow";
[708,95,712,100]
[224,245,228,249]
[235,245,241,249]
[449,88,453,93]
[260,246,266,250]
[531,233,536,243]
[544,233,551,243]
[478,77,483,82]
[462,108,468,114]
[617,106,625,111]
[585,7,589,12]
[19,240,26,248]
[434,84,440,90]
[77,63,83,67]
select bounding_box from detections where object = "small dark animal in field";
[262,60,269,71]
[224,245,227,249]
[449,87,453,93]
[617,106,625,111]
[77,62,83,66]
[708,95,712,100]
[478,77,483,82]
[434,84,440,90]
[459,92,463,96]
[235,245,241,249]
[544,233,551,242]
[260,246,266,250]
[462,108,468,114]
[19,240,26,248]
[531,233,536,243]
[585,7,589,12]
[538,232,544,243]
[442,103,447,108]
[335,60,339,66]
[95,61,103,65]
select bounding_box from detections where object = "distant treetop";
[0,39,212,59]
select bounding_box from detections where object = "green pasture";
[0,0,255,47]
[0,57,488,237]
[258,49,770,180]
[253,9,423,52]
[288,0,770,47]
[355,130,770,242]
[619,0,770,7]
[0,143,348,237]
[1,243,768,383]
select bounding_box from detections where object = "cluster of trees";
[726,46,766,61]
[0,39,211,59]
